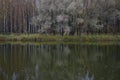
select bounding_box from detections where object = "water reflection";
[0,43,120,80]
[82,71,94,80]
[12,72,17,80]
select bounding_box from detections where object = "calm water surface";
[0,43,120,80]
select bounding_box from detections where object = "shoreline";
[0,34,120,42]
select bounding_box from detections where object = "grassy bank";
[0,34,120,42]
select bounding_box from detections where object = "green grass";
[0,34,120,42]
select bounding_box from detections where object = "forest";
[0,1,120,79]
[0,0,120,36]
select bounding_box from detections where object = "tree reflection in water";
[0,43,120,80]
[82,71,94,80]
[12,72,17,80]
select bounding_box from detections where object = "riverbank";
[0,34,120,42]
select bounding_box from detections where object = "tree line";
[0,0,120,35]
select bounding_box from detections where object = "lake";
[0,43,120,80]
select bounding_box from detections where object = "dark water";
[0,43,120,80]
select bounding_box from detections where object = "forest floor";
[0,34,120,42]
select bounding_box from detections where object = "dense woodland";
[0,0,120,35]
